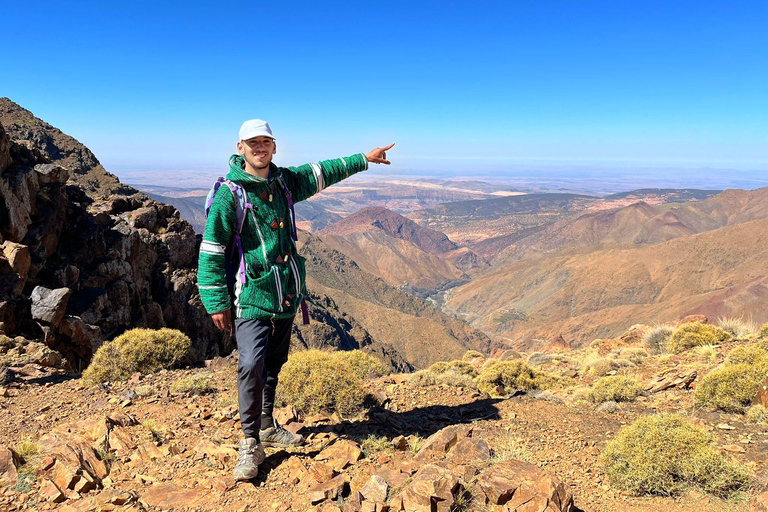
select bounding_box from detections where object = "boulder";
[30,286,71,327]
[308,474,347,505]
[359,475,388,503]
[417,424,472,456]
[0,447,18,484]
[316,439,363,471]
[476,460,573,511]
[399,464,461,512]
[447,437,491,463]
[34,164,69,184]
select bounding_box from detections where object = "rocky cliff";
[0,99,228,368]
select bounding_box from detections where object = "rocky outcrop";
[0,99,229,367]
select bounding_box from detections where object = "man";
[197,119,393,481]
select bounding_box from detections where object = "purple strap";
[278,177,309,325]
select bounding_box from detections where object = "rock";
[646,371,697,393]
[309,461,336,483]
[51,459,79,490]
[123,206,158,230]
[274,406,298,425]
[193,439,238,465]
[375,467,410,488]
[316,439,363,471]
[135,442,165,462]
[359,475,388,503]
[392,435,408,451]
[108,425,137,456]
[417,424,472,456]
[139,483,207,508]
[280,456,309,486]
[0,447,18,484]
[34,164,69,184]
[39,479,66,503]
[476,460,573,511]
[753,376,768,408]
[307,474,347,505]
[0,241,30,294]
[447,437,491,463]
[399,464,461,512]
[30,286,71,327]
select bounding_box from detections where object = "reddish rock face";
[476,459,574,511]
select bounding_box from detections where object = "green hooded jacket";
[197,153,368,319]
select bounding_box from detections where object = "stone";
[375,467,410,488]
[359,475,388,503]
[274,406,298,425]
[0,241,30,294]
[307,474,347,505]
[309,461,336,483]
[475,460,573,511]
[0,447,18,484]
[417,424,472,456]
[447,437,491,463]
[135,442,165,462]
[400,464,461,512]
[392,435,408,451]
[123,206,158,230]
[30,286,72,327]
[280,456,309,486]
[139,483,207,508]
[108,425,137,456]
[753,376,768,408]
[51,459,79,490]
[316,439,363,471]
[34,164,69,184]
[193,439,238,465]
[39,479,66,503]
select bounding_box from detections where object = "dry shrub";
[584,357,633,377]
[340,350,389,380]
[667,323,731,354]
[590,376,643,403]
[462,350,484,361]
[602,414,750,497]
[408,369,477,389]
[276,349,372,417]
[170,374,215,395]
[474,360,568,396]
[717,317,758,339]
[694,344,718,362]
[428,359,478,378]
[82,328,194,385]
[644,325,675,354]
[617,347,649,365]
[746,405,768,424]
[760,323,768,339]
[407,369,437,387]
[726,344,768,366]
[694,363,766,413]
[527,352,571,367]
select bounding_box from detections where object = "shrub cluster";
[602,414,750,497]
[475,360,568,396]
[590,376,643,403]
[341,350,389,380]
[462,350,485,361]
[82,328,194,385]
[276,349,382,417]
[428,359,478,378]
[717,317,758,339]
[667,322,731,354]
[583,357,633,377]
[695,342,768,412]
[760,323,768,339]
[170,374,215,395]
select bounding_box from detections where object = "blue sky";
[2,1,767,176]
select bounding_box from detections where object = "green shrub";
[618,347,649,365]
[695,363,767,412]
[276,349,371,417]
[428,359,478,378]
[667,323,731,354]
[591,376,643,403]
[462,350,484,361]
[82,328,194,385]
[407,368,477,389]
[759,323,768,339]
[407,369,437,387]
[726,344,768,367]
[169,374,215,395]
[602,414,750,497]
[644,325,675,354]
[475,360,544,396]
[428,361,450,374]
[337,350,389,380]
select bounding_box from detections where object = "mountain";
[491,187,768,264]
[445,215,768,350]
[299,232,491,368]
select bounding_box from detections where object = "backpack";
[204,176,309,324]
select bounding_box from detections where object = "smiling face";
[237,136,276,176]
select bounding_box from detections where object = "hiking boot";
[259,420,305,448]
[233,438,265,481]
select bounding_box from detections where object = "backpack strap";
[206,178,253,287]
[277,176,310,325]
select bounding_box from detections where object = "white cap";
[239,119,275,141]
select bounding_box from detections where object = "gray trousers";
[234,316,294,439]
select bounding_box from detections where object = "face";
[237,136,276,171]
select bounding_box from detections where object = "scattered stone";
[39,479,66,503]
[309,461,336,483]
[307,474,347,505]
[0,447,18,484]
[194,439,238,465]
[399,464,461,512]
[597,401,622,414]
[274,406,298,425]
[723,444,746,454]
[30,286,72,327]
[417,424,472,457]
[359,475,388,503]
[316,439,363,471]
[717,423,736,430]
[392,435,408,451]
[375,467,410,488]
[139,482,207,508]
[476,459,573,511]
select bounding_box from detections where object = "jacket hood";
[227,155,282,184]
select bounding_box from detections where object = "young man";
[197,119,393,481]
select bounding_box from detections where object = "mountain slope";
[298,233,491,368]
[445,216,768,349]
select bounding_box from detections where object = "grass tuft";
[644,325,675,354]
[717,317,758,339]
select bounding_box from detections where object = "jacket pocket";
[244,266,280,314]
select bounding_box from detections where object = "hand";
[211,309,233,332]
[366,143,395,165]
